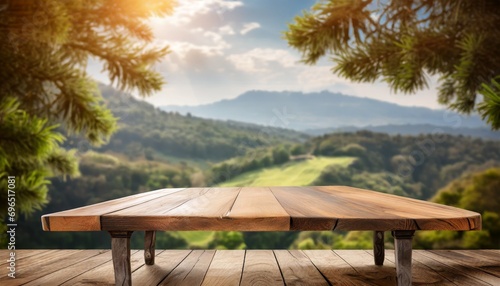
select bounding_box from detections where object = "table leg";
[373,231,384,265]
[392,230,415,286]
[110,231,133,286]
[144,230,156,265]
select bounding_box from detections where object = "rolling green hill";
[63,84,309,165]
[220,156,355,187]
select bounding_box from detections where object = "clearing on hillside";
[220,156,355,187]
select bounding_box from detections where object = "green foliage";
[177,232,215,249]
[0,97,74,216]
[292,231,373,250]
[285,0,500,129]
[290,144,307,156]
[92,85,307,163]
[243,232,299,249]
[272,147,290,164]
[427,168,500,248]
[333,143,366,157]
[0,0,176,216]
[311,132,500,199]
[155,232,188,249]
[208,232,246,250]
[478,78,500,130]
[217,131,500,200]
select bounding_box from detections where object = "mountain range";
[161,90,488,131]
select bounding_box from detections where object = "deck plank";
[303,250,366,285]
[411,250,490,286]
[471,250,500,262]
[429,250,500,278]
[24,250,111,286]
[335,249,397,286]
[378,250,455,285]
[240,250,284,286]
[420,250,499,285]
[201,250,245,286]
[133,250,191,285]
[59,250,141,286]
[0,250,83,285]
[3,250,498,285]
[274,250,329,285]
[0,249,56,268]
[0,249,53,267]
[159,250,216,286]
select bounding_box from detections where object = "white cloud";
[149,0,243,26]
[227,48,297,73]
[220,0,243,9]
[165,28,231,58]
[218,25,235,35]
[240,22,261,35]
[169,40,230,58]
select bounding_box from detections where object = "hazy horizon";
[88,0,444,110]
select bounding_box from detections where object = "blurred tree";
[430,168,500,248]
[272,147,290,164]
[0,0,175,216]
[208,231,246,250]
[285,0,500,129]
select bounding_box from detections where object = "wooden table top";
[41,186,481,232]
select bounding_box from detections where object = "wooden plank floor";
[1,250,499,285]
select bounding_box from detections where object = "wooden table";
[42,186,481,286]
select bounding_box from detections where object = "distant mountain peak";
[161,89,486,130]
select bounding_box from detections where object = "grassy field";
[220,156,355,187]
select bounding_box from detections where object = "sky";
[89,0,442,109]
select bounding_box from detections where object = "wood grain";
[159,250,216,286]
[412,250,491,286]
[373,231,385,266]
[303,250,362,286]
[201,250,245,286]
[59,250,142,286]
[132,250,191,285]
[103,188,242,231]
[0,250,83,285]
[335,250,397,285]
[364,250,457,285]
[317,186,481,231]
[41,188,184,231]
[144,230,156,265]
[3,250,499,286]
[226,187,290,231]
[43,186,481,232]
[270,187,340,230]
[111,231,133,286]
[432,250,500,278]
[420,250,500,284]
[274,250,329,286]
[240,250,284,286]
[393,230,415,286]
[23,250,111,286]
